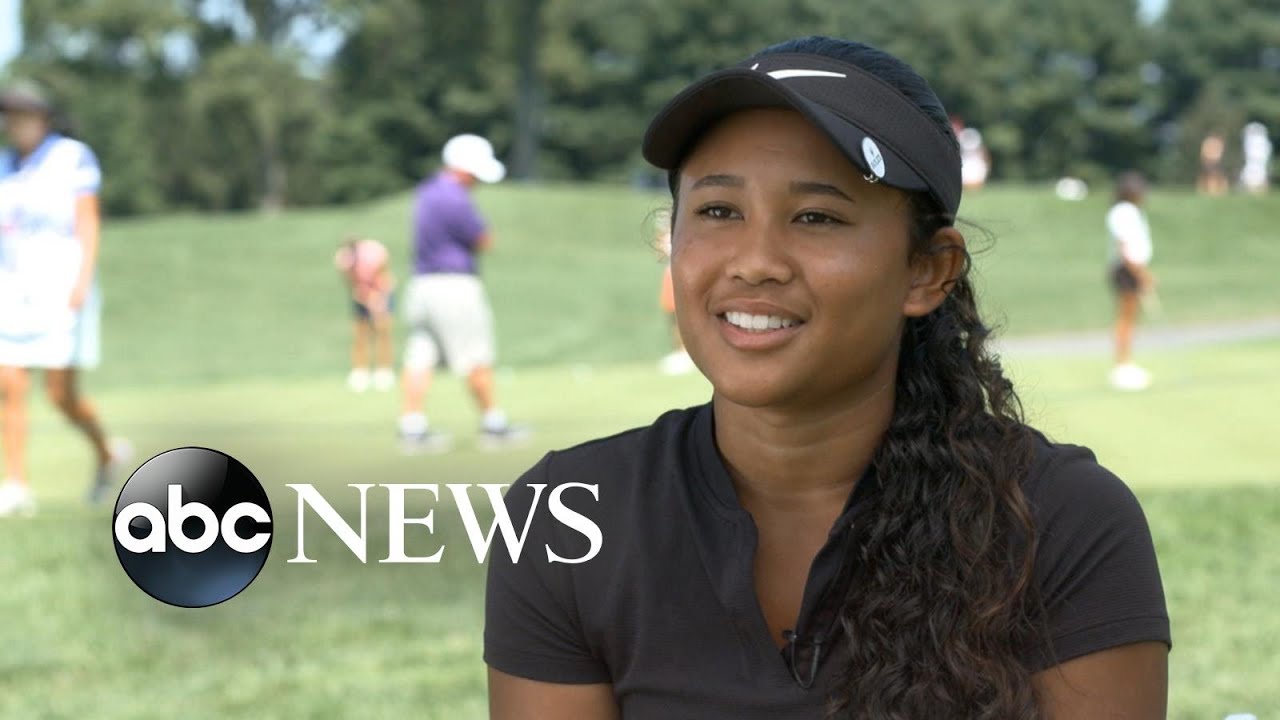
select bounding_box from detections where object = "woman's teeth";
[724,311,798,331]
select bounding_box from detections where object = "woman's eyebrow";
[690,174,745,190]
[790,180,854,203]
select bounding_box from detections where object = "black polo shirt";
[484,404,1170,718]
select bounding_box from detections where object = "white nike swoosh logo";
[751,64,848,80]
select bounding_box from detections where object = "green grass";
[2,184,1279,718]
[92,183,1280,389]
[1008,337,1280,489]
[1,365,716,720]
[3,341,1280,718]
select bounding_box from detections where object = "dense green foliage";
[4,0,1279,213]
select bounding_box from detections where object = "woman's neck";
[712,379,895,516]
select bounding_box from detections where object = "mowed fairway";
[1,183,1278,719]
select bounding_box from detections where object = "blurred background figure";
[1197,131,1228,196]
[654,208,693,375]
[0,79,129,515]
[334,235,395,392]
[958,126,991,191]
[398,134,529,452]
[1106,171,1157,392]
[1239,122,1272,195]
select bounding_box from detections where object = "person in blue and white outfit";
[0,79,129,516]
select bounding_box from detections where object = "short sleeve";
[70,143,101,195]
[1027,447,1170,670]
[484,452,611,684]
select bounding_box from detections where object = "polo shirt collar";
[689,401,882,524]
[684,402,882,686]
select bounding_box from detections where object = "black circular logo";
[112,447,272,608]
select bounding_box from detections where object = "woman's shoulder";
[520,404,704,489]
[1106,200,1143,223]
[1019,430,1170,666]
[47,134,96,159]
[1021,431,1146,524]
[494,405,707,573]
[38,135,100,179]
[1019,431,1163,597]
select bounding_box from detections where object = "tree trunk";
[260,126,287,212]
[509,0,544,180]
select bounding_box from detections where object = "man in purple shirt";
[398,134,528,451]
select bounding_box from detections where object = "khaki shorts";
[402,274,495,374]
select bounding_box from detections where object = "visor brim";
[642,69,931,197]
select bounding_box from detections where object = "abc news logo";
[113,448,601,608]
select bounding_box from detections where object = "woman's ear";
[903,227,966,318]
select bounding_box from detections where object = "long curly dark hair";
[829,187,1045,718]
[669,37,1048,718]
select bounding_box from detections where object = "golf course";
[1,183,1277,719]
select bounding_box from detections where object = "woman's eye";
[696,205,737,220]
[795,211,842,225]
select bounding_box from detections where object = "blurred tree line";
[5,0,1278,215]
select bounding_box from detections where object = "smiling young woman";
[485,36,1169,720]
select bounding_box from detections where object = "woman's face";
[671,108,926,412]
[1,108,50,153]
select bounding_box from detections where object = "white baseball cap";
[442,134,506,183]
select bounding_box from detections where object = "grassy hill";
[93,182,1280,389]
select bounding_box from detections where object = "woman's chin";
[707,371,805,410]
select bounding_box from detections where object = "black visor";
[642,53,962,218]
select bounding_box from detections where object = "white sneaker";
[659,350,696,376]
[373,367,396,391]
[1109,363,1151,391]
[347,368,371,393]
[0,480,35,517]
